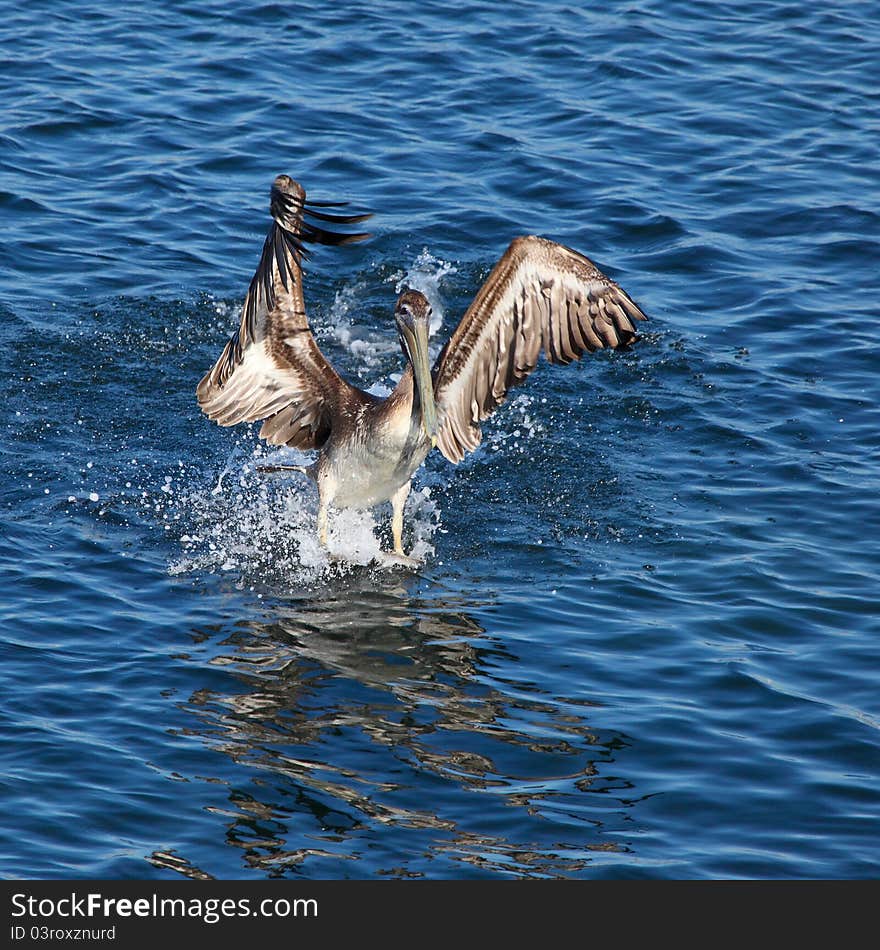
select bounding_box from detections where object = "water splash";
[323,251,457,373]
[323,279,399,373]
[391,248,458,339]
[485,394,546,456]
[166,440,440,586]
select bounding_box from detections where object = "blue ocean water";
[1,0,878,879]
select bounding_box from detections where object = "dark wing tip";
[618,292,649,326]
[272,174,304,196]
[304,199,352,208]
[301,223,373,246]
[270,177,306,232]
[268,174,373,246]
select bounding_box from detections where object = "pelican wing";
[432,235,647,463]
[196,175,371,449]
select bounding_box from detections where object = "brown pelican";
[197,175,647,565]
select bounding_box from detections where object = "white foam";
[323,251,458,374]
[321,280,398,373]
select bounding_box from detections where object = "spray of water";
[391,248,458,341]
[166,438,440,585]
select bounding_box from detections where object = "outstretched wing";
[196,174,372,449]
[432,235,647,463]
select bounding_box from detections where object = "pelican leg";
[387,481,421,567]
[391,481,410,556]
[317,500,328,548]
[317,499,346,565]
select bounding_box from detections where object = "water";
[1,0,878,879]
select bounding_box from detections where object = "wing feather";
[432,235,647,463]
[196,175,371,449]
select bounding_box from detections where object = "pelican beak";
[400,317,438,447]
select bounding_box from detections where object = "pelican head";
[394,289,438,446]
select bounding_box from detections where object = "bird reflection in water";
[159,575,634,878]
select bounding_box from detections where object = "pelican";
[197,175,647,565]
